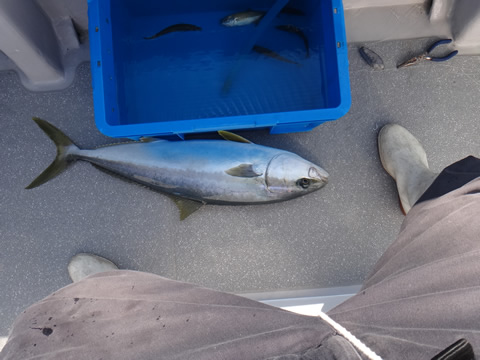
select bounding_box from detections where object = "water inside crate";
[114,0,327,124]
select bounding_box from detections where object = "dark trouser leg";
[416,156,480,204]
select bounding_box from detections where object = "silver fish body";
[78,140,328,204]
[27,118,329,218]
[221,11,264,27]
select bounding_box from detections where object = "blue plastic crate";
[88,0,351,139]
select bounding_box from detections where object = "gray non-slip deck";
[1,38,479,335]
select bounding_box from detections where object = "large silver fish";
[27,118,329,220]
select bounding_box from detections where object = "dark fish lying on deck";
[144,24,201,40]
[276,24,309,58]
[27,118,328,220]
[253,45,300,65]
[359,46,385,70]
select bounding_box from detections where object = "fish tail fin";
[26,117,80,189]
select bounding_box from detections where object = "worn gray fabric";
[2,177,480,360]
[330,177,480,359]
[0,271,356,360]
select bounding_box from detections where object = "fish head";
[221,14,239,27]
[265,154,329,197]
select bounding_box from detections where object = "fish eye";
[297,178,311,189]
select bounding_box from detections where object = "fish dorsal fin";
[168,196,204,221]
[218,130,252,144]
[225,164,262,178]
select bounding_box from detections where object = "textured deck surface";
[1,38,479,335]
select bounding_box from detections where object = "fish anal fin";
[218,131,252,144]
[90,164,201,220]
[225,164,262,178]
[169,196,204,221]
